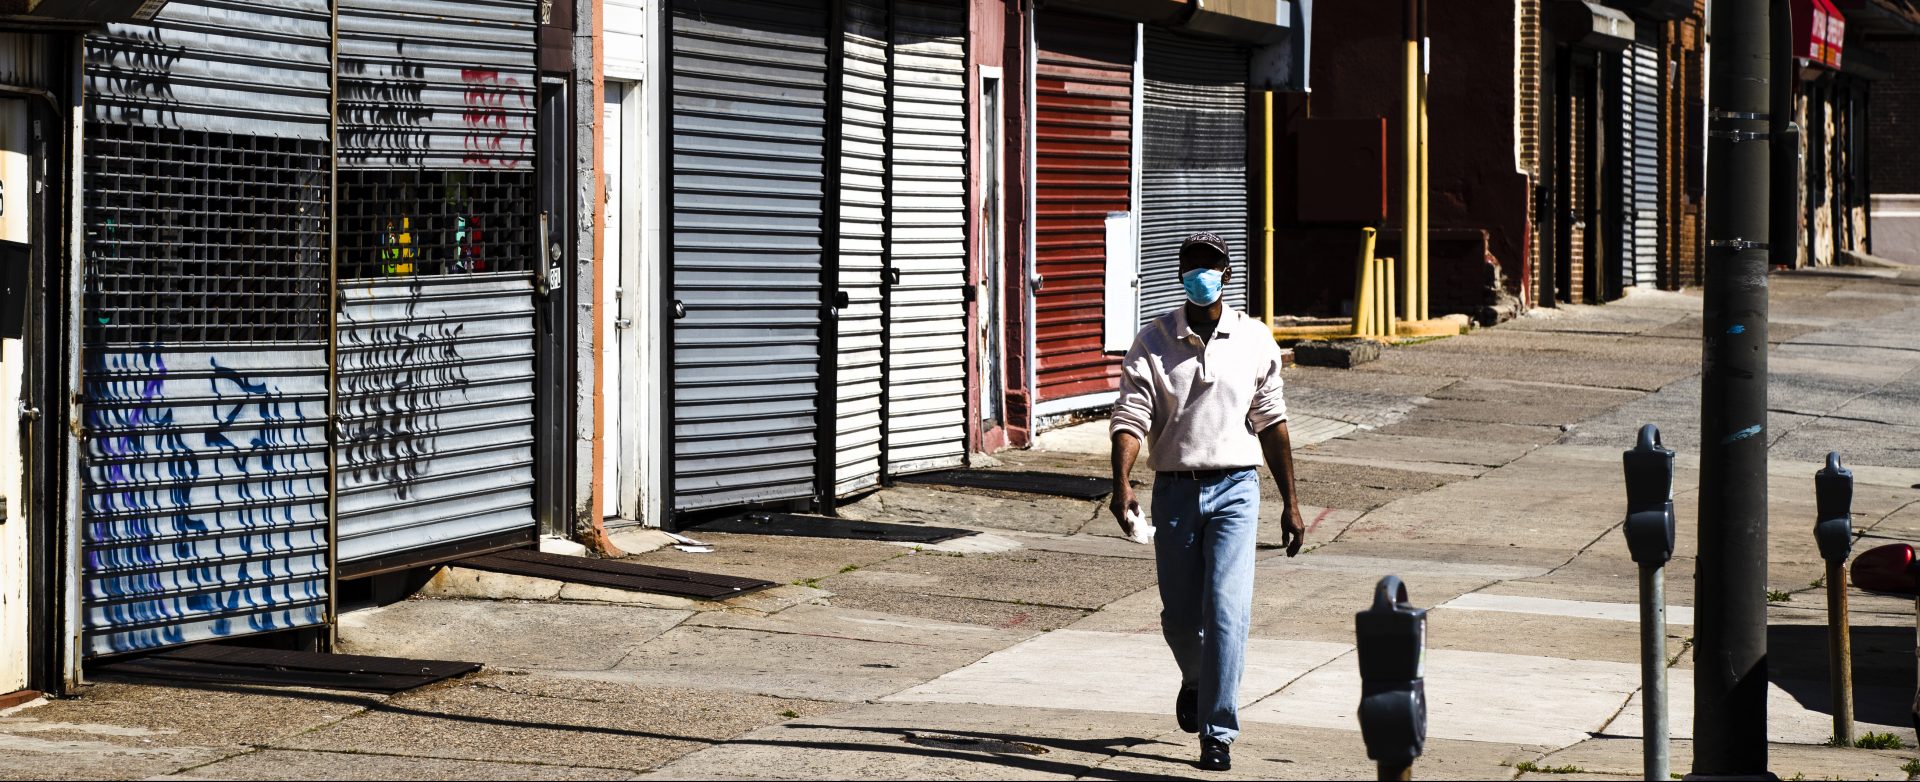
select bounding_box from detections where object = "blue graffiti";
[81,348,329,656]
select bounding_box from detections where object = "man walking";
[1109,232,1305,771]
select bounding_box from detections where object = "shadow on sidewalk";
[83,677,1196,779]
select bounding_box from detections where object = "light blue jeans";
[1152,468,1260,744]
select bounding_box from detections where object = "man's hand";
[1280,502,1306,557]
[1111,485,1142,538]
[1258,421,1304,558]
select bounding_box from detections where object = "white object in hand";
[1125,506,1155,545]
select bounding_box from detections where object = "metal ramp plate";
[95,645,481,694]
[691,512,976,544]
[456,548,774,600]
[894,469,1112,500]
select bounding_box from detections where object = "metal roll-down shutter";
[885,0,969,473]
[1628,41,1660,289]
[334,0,542,573]
[78,0,333,656]
[1033,14,1134,404]
[835,0,887,496]
[1138,29,1249,325]
[669,0,831,512]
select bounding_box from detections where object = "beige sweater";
[1109,307,1289,471]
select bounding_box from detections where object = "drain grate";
[691,512,976,544]
[902,732,1049,756]
[895,470,1112,500]
[457,548,774,599]
[95,645,480,693]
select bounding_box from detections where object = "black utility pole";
[1695,0,1774,776]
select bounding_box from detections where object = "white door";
[0,99,30,692]
[601,85,626,520]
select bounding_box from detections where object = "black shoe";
[1199,737,1231,771]
[1175,686,1199,734]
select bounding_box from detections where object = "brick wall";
[1520,0,1541,307]
[1870,38,1920,195]
[1661,4,1706,289]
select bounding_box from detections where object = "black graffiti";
[338,293,470,500]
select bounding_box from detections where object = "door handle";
[673,300,687,320]
[614,318,632,330]
[1031,274,1044,292]
[17,402,38,422]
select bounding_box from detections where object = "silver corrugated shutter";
[81,348,330,657]
[84,0,333,139]
[337,0,539,169]
[835,0,887,496]
[335,275,538,564]
[1138,29,1249,326]
[79,1,333,657]
[1629,43,1660,288]
[669,0,830,512]
[884,0,969,474]
[332,0,542,571]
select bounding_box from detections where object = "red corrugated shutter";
[1034,14,1133,403]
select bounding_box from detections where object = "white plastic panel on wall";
[335,274,538,566]
[836,0,887,496]
[1103,211,1138,351]
[80,348,330,657]
[337,0,538,169]
[1138,29,1249,326]
[84,0,333,140]
[606,0,647,80]
[885,0,969,474]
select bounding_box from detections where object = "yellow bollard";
[1354,228,1379,336]
[1383,256,1398,337]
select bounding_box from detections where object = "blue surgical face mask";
[1182,268,1224,306]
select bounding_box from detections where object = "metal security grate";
[82,122,330,346]
[337,169,537,280]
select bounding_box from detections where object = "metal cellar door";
[1033,14,1135,406]
[668,0,832,513]
[835,0,888,496]
[885,0,970,474]
[333,0,543,575]
[1138,29,1250,326]
[1629,41,1660,289]
[77,1,334,657]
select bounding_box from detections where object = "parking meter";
[1622,424,1676,566]
[1622,423,1675,781]
[1356,576,1426,777]
[1814,452,1854,564]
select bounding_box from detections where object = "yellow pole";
[1354,228,1378,336]
[1263,91,1276,329]
[1417,23,1431,321]
[1403,30,1420,323]
[1383,256,1397,336]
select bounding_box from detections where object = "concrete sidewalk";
[4,267,1919,780]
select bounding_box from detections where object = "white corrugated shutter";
[835,0,887,495]
[884,0,969,474]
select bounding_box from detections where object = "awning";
[1553,0,1636,52]
[1042,0,1300,44]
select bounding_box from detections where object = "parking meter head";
[1356,576,1428,766]
[1851,544,1919,597]
[1359,681,1427,765]
[1356,576,1427,682]
[1814,452,1855,564]
[1622,424,1677,565]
